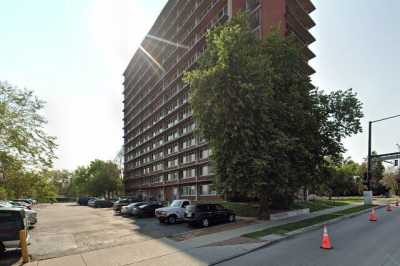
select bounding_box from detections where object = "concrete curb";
[209,205,385,266]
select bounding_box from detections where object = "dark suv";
[113,198,138,213]
[0,207,30,254]
[184,203,236,227]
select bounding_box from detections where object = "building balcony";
[286,11,315,45]
[303,45,315,61]
[287,0,316,29]
[295,0,316,14]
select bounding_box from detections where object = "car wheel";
[202,218,209,227]
[228,214,236,223]
[168,215,177,224]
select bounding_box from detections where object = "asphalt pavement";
[217,206,400,266]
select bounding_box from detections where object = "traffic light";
[395,160,398,167]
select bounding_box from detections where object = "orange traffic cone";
[386,204,392,212]
[369,208,377,222]
[320,224,333,250]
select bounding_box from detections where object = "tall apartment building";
[123,0,315,202]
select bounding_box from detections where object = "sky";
[0,0,399,170]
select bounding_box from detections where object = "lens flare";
[146,34,189,50]
[139,45,166,73]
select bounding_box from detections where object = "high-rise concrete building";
[123,0,315,201]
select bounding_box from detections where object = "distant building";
[123,0,315,201]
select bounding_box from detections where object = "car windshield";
[129,202,144,207]
[170,201,182,207]
[0,201,13,208]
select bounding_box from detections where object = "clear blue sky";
[0,0,399,170]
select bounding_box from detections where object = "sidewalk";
[25,204,362,266]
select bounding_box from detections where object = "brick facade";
[123,0,315,202]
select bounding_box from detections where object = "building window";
[168,158,179,168]
[182,185,196,196]
[172,187,179,199]
[183,168,196,179]
[199,184,217,195]
[167,172,179,181]
[183,153,196,164]
[201,149,212,159]
[200,165,212,176]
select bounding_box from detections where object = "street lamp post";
[367,114,400,189]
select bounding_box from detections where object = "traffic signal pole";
[367,114,400,191]
[367,121,372,190]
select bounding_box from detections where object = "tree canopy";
[0,82,57,169]
[184,14,363,219]
[0,81,58,201]
[70,160,122,198]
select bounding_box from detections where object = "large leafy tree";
[0,82,58,201]
[184,14,363,219]
[87,160,121,198]
[70,160,122,198]
[321,158,364,198]
[0,82,57,178]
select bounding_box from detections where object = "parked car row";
[119,198,236,228]
[78,196,236,228]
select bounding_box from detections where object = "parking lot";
[28,203,193,260]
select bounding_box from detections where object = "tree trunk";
[303,186,308,201]
[258,193,271,220]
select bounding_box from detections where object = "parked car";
[0,207,30,254]
[11,199,32,209]
[121,202,146,216]
[9,201,32,210]
[131,202,164,217]
[7,202,38,226]
[88,199,113,208]
[184,203,236,227]
[87,198,98,207]
[155,199,191,224]
[77,196,96,206]
[113,198,139,213]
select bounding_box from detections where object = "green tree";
[184,14,363,219]
[70,166,91,196]
[49,169,72,196]
[31,170,58,202]
[0,187,7,200]
[87,160,121,198]
[381,172,399,196]
[70,160,122,198]
[0,82,58,200]
[359,151,386,194]
[321,158,363,198]
[0,82,57,171]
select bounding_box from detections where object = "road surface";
[218,206,400,266]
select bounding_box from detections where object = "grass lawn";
[244,205,374,239]
[217,201,260,217]
[332,196,364,205]
[292,199,349,212]
[215,198,355,218]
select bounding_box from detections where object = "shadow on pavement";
[0,249,21,266]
